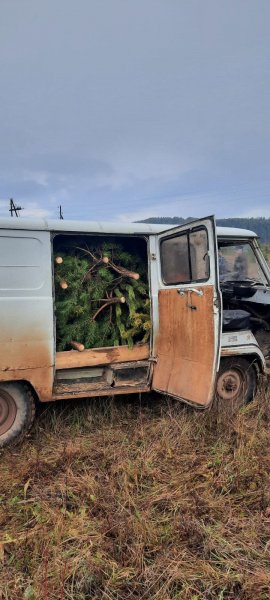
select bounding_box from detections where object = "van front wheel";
[0,383,36,448]
[215,357,257,408]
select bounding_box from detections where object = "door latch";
[177,288,203,297]
[177,287,202,310]
[149,356,158,363]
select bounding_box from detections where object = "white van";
[0,216,269,447]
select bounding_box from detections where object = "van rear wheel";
[0,383,36,448]
[215,357,257,408]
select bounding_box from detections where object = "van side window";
[161,228,209,285]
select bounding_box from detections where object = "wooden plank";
[56,344,150,370]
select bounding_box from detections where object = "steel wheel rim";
[216,369,244,402]
[0,390,17,435]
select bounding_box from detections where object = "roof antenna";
[9,198,23,217]
[59,205,64,220]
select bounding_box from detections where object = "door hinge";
[149,356,158,363]
[213,297,220,313]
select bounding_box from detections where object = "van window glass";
[161,234,190,284]
[161,227,209,285]
[190,229,209,280]
[218,242,268,284]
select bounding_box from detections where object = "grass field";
[1,387,270,599]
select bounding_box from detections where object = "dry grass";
[1,387,270,599]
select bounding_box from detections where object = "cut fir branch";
[54,241,150,351]
[92,296,126,321]
[77,246,140,281]
[106,260,140,281]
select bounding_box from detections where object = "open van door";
[150,217,221,407]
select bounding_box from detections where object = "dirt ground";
[1,387,270,599]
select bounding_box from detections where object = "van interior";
[52,233,151,399]
[218,240,270,369]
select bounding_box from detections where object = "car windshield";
[218,241,268,285]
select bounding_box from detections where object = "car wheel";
[0,383,36,448]
[215,357,257,408]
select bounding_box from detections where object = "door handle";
[177,288,203,297]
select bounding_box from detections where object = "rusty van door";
[0,229,54,401]
[150,217,221,407]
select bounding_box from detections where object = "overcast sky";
[0,0,270,222]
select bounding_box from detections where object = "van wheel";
[215,357,257,408]
[0,383,36,448]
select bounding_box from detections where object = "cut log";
[55,256,63,264]
[70,341,85,352]
[60,280,68,290]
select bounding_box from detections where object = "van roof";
[0,217,258,238]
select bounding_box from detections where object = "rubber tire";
[0,382,36,448]
[215,357,257,408]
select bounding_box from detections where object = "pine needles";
[54,241,151,351]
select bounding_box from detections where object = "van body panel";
[221,331,266,371]
[0,217,258,239]
[0,230,54,401]
[221,344,265,367]
[0,367,54,401]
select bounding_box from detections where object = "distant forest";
[138,217,270,242]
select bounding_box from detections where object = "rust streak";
[0,335,54,402]
[0,367,54,402]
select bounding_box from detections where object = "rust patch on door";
[152,286,216,406]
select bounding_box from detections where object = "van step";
[52,384,150,400]
[53,361,150,398]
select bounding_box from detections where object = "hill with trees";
[138,217,270,242]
